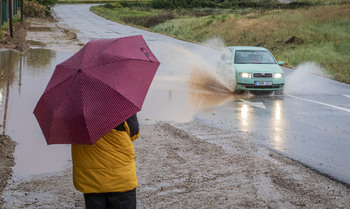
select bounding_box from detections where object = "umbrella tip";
[141,47,154,62]
[78,69,82,73]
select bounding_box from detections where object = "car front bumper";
[236,77,285,91]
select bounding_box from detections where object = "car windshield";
[234,50,277,64]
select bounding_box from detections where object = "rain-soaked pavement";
[1,4,350,186]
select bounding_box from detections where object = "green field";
[90,1,350,84]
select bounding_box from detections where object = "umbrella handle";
[141,47,154,62]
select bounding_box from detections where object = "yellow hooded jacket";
[72,118,139,194]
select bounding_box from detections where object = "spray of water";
[284,62,333,95]
[149,42,195,79]
[188,38,235,92]
[189,67,232,92]
[201,37,227,51]
[149,38,234,93]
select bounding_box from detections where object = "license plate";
[255,81,272,86]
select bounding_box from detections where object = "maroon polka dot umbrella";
[34,35,160,145]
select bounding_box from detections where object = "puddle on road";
[140,77,237,123]
[0,43,241,179]
[139,41,237,123]
[0,49,74,179]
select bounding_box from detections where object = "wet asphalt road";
[52,5,350,185]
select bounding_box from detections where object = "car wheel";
[233,89,246,94]
[232,84,240,94]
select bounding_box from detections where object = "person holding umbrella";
[33,35,160,209]
[72,114,140,209]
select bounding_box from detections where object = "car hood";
[234,64,283,73]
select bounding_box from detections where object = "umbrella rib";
[58,46,88,70]
[80,72,139,142]
[78,72,91,141]
[43,69,77,95]
[47,72,89,142]
[83,71,140,109]
[82,38,120,68]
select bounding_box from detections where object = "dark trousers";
[84,189,136,209]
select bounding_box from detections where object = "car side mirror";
[278,61,284,65]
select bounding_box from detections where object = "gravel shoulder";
[1,17,350,209]
[3,122,350,208]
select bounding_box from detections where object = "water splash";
[150,40,234,92]
[188,38,235,92]
[284,62,333,95]
[189,67,232,92]
[201,37,227,51]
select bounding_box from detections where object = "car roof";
[227,46,268,51]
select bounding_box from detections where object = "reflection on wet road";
[141,76,241,123]
[197,91,350,185]
[0,49,73,178]
[270,99,285,151]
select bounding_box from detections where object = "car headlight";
[240,73,251,78]
[274,73,284,78]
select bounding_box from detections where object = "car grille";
[242,84,284,89]
[253,73,273,78]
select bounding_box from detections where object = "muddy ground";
[0,21,29,51]
[1,17,350,209]
[0,135,16,206]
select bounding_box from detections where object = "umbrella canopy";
[34,35,160,145]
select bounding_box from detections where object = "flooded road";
[1,4,350,187]
[0,41,240,177]
[52,4,350,185]
[0,46,239,178]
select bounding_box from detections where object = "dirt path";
[24,17,82,52]
[1,17,350,209]
[0,21,29,51]
[2,122,350,208]
[0,16,82,52]
[0,135,16,206]
[136,122,350,208]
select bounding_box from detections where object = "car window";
[234,50,276,64]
